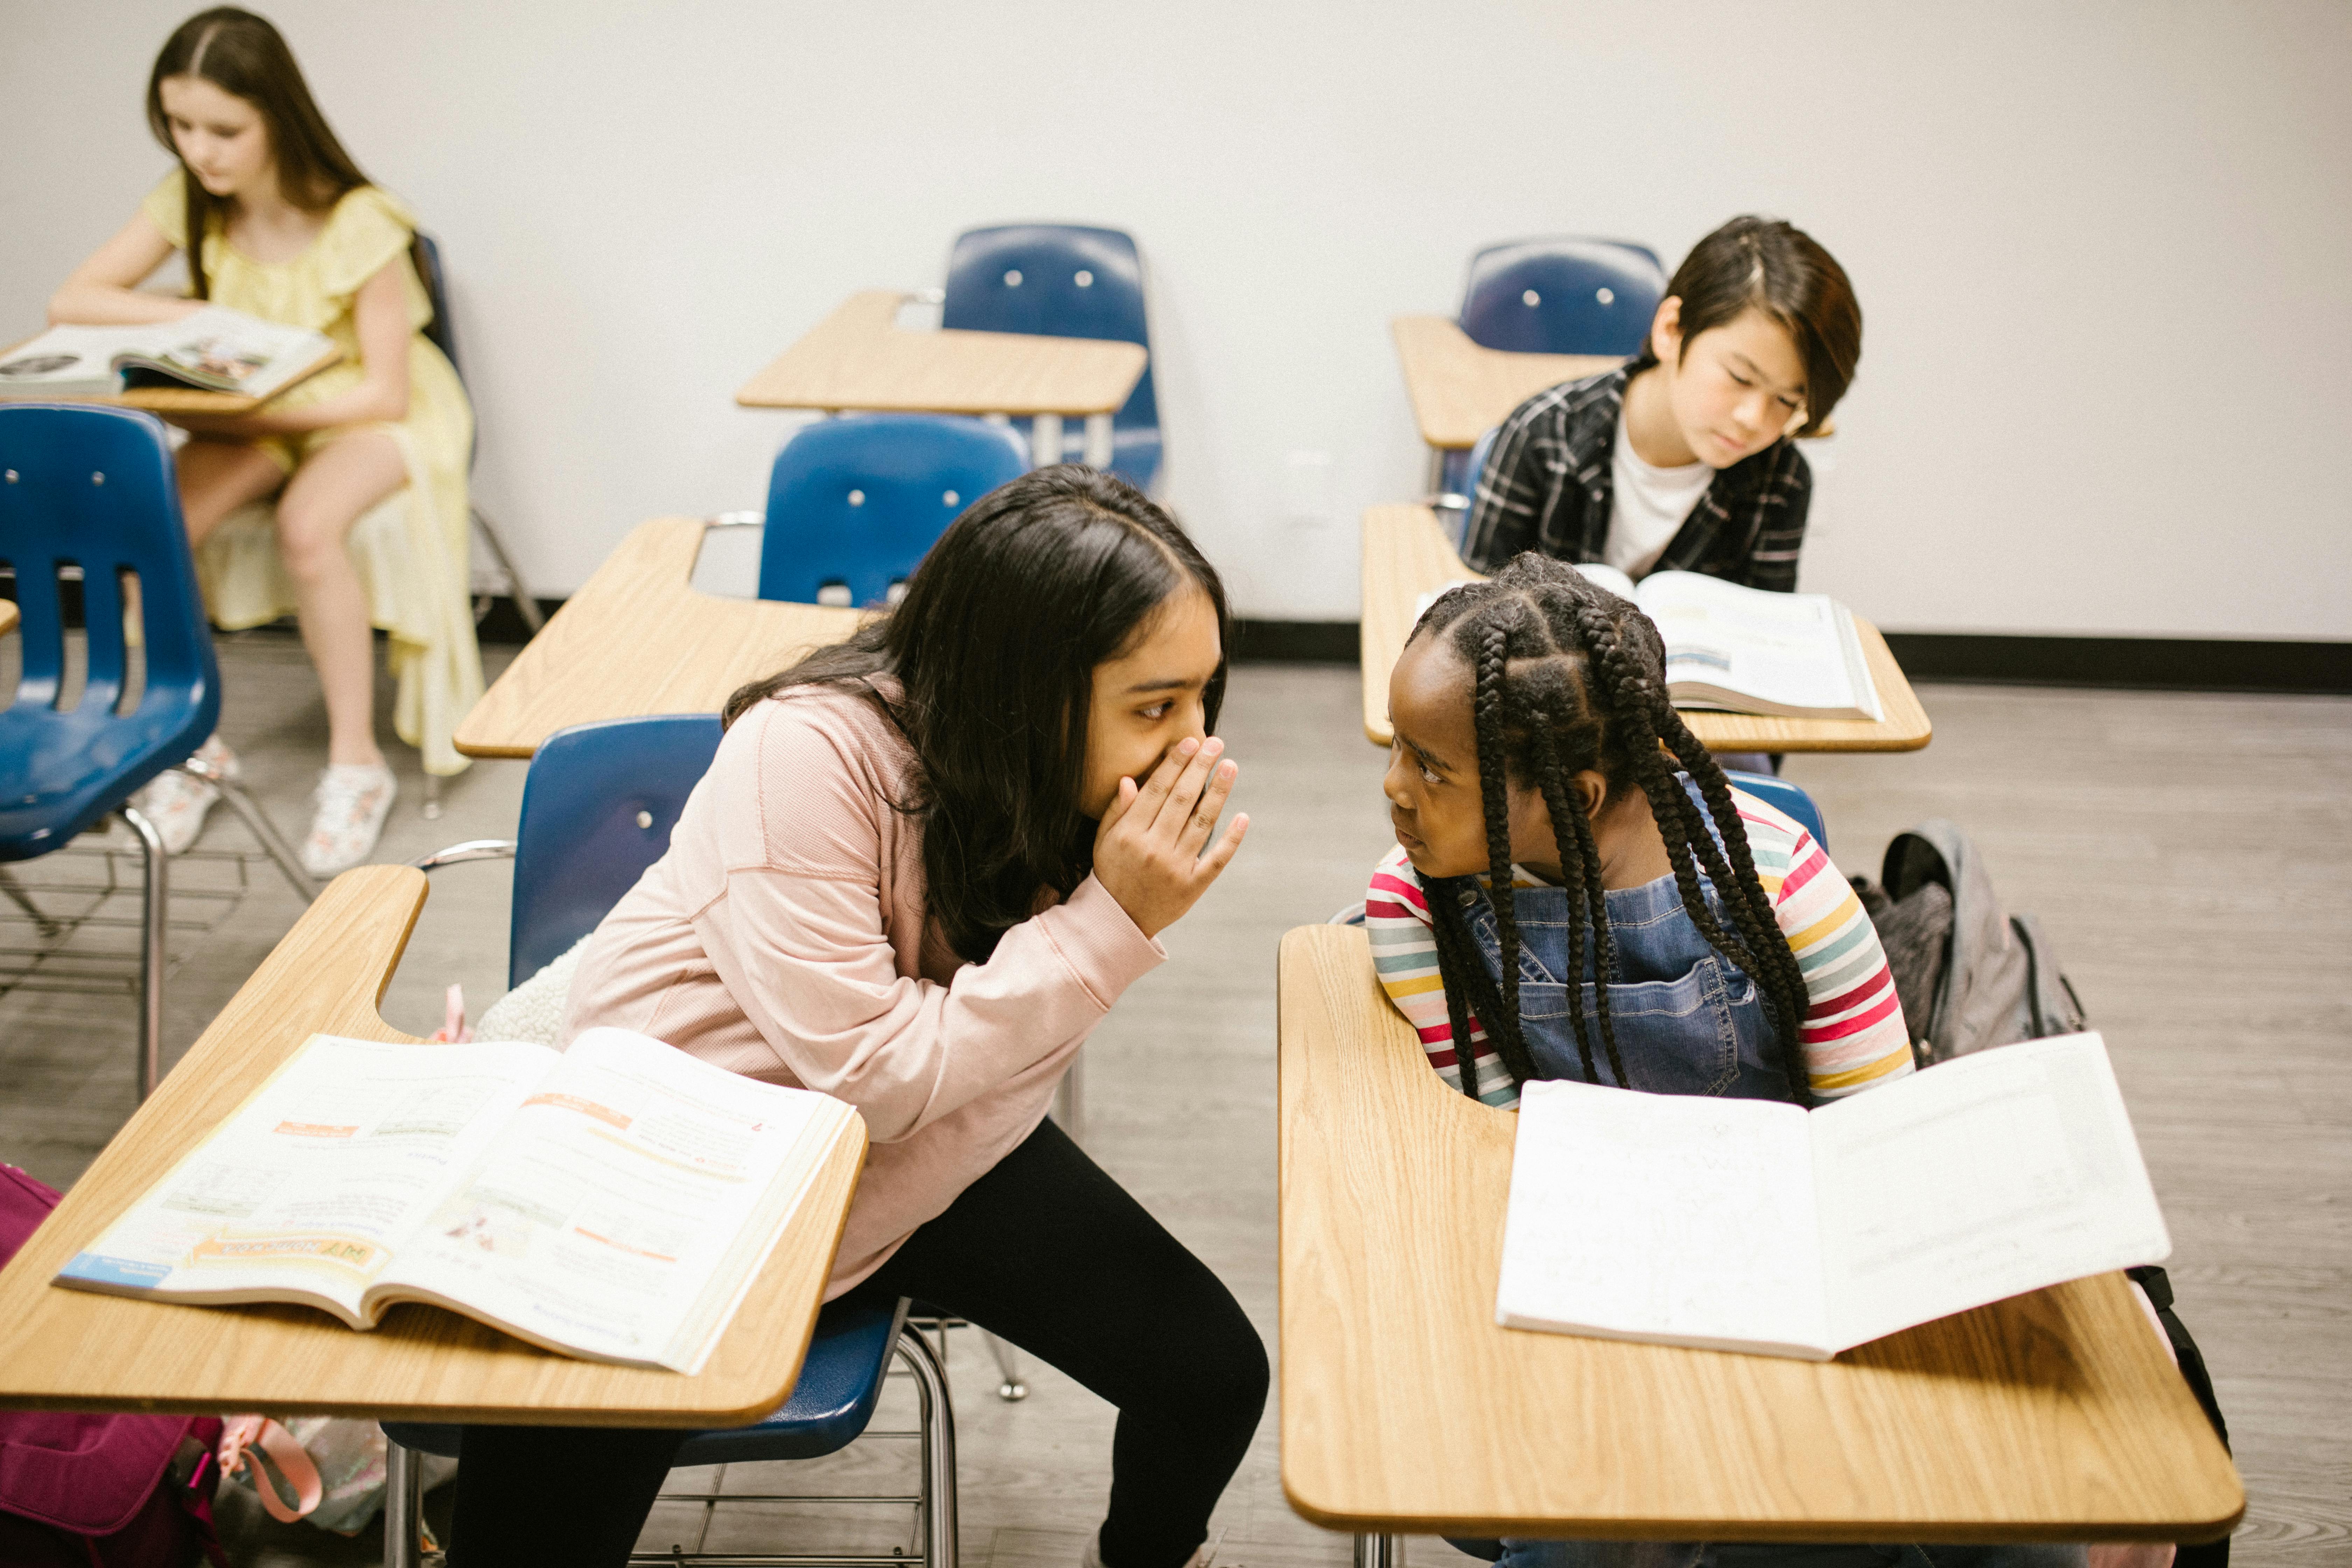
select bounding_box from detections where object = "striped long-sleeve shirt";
[1366,788,1912,1108]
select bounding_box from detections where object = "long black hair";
[147,7,429,308]
[1416,554,1812,1101]
[724,465,1228,963]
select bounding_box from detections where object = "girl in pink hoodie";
[449,467,1264,1568]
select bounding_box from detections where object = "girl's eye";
[1420,762,1442,784]
[1140,702,1171,721]
[1727,371,1751,386]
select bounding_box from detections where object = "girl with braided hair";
[1368,552,1913,1112]
[1365,555,2101,1568]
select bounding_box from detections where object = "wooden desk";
[0,864,868,1427]
[0,600,16,637]
[453,516,867,759]
[737,290,1149,467]
[1358,503,1933,754]
[1392,315,1619,453]
[1278,923,2243,1545]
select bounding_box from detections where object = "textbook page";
[56,1036,557,1322]
[1635,573,1882,721]
[380,1027,847,1372]
[0,307,329,400]
[1496,1078,1833,1358]
[1813,1032,2171,1354]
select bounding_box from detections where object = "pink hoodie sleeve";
[691,697,1165,1144]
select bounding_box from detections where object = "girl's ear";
[1649,296,1684,368]
[1571,769,1609,820]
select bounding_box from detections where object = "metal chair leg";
[896,1326,959,1568]
[471,505,544,634]
[197,771,320,903]
[421,774,442,821]
[980,1330,1027,1402]
[382,1437,425,1568]
[1354,1533,1400,1568]
[119,806,166,1101]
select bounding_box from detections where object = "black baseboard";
[1878,633,2352,695]
[1230,618,1357,664]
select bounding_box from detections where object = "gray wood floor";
[1,642,2343,1563]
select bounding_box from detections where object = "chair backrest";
[757,414,1028,608]
[1458,237,1667,357]
[1723,769,1827,852]
[941,224,1158,436]
[410,231,461,381]
[0,404,220,860]
[509,714,724,986]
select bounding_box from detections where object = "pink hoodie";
[562,681,1166,1293]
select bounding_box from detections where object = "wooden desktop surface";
[453,516,868,759]
[0,600,15,637]
[737,290,1147,415]
[1358,503,1933,754]
[1276,923,2243,1541]
[0,866,869,1427]
[1392,315,1619,450]
[0,335,340,416]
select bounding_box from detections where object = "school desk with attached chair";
[1275,922,2242,1556]
[0,865,871,1562]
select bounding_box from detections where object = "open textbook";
[1494,1031,2170,1360]
[55,1029,860,1373]
[0,306,334,402]
[1414,564,1882,722]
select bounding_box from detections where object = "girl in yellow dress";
[49,5,481,876]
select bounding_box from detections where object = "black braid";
[1428,877,1514,1099]
[1525,710,1621,1085]
[1469,617,1542,1087]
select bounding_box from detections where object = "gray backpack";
[1856,819,2087,1066]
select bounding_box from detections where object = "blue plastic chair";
[941,224,1162,490]
[758,414,1027,609]
[0,404,312,1099]
[1437,237,1668,496]
[393,715,956,1568]
[1436,424,1502,550]
[1723,769,1828,851]
[411,231,538,637]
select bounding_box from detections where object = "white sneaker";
[131,735,238,855]
[301,762,397,878]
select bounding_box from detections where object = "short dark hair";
[1631,216,1861,435]
[726,465,1229,962]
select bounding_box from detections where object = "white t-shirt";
[1604,419,1713,578]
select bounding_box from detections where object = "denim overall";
[1445,866,1798,1105]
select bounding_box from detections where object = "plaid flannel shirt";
[1459,366,1812,591]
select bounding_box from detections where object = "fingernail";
[1218,761,1236,780]
[1202,737,1224,755]
[1178,737,1199,755]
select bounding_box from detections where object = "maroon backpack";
[0,1164,228,1568]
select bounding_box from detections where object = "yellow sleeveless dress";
[142,175,484,776]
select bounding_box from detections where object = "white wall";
[4,0,2346,638]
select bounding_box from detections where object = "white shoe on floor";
[131,734,239,855]
[300,762,397,878]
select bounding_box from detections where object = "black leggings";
[447,1115,1270,1568]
